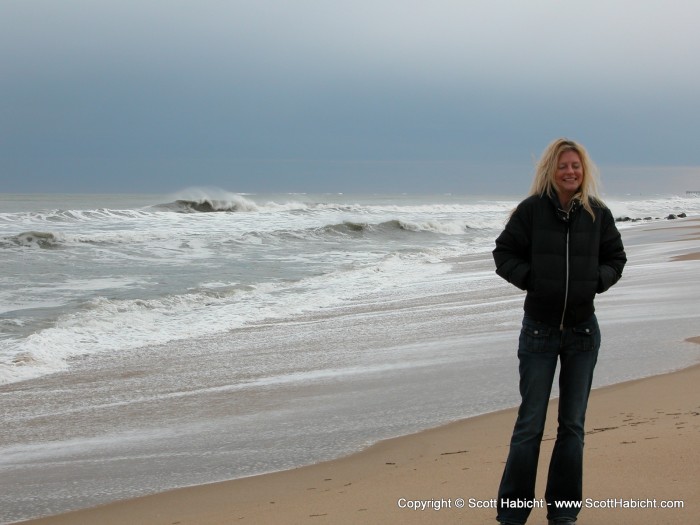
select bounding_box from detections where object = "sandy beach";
[17,361,700,525]
[14,218,700,525]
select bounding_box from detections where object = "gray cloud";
[2,0,699,194]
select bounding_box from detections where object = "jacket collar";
[548,192,581,222]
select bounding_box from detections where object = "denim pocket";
[519,319,552,353]
[571,320,600,352]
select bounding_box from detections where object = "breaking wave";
[0,250,453,385]
[1,231,64,249]
[0,208,156,224]
[154,188,263,213]
[1,217,477,252]
[159,197,260,213]
[319,219,470,237]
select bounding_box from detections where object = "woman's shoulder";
[518,193,547,208]
[507,194,550,225]
[515,194,550,215]
[588,197,616,222]
[589,196,609,210]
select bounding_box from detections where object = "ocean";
[1,190,699,523]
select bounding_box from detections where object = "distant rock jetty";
[616,212,688,223]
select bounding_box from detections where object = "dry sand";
[18,359,700,525]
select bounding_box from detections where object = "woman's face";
[554,150,583,202]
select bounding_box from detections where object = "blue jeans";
[496,314,600,524]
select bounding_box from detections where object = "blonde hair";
[530,138,603,220]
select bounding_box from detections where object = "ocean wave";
[0,230,151,249]
[1,231,65,249]
[0,217,475,253]
[0,193,515,226]
[154,187,264,213]
[0,208,156,224]
[157,197,259,213]
[155,196,349,214]
[0,250,454,385]
[0,289,254,384]
[319,219,470,237]
[227,218,476,246]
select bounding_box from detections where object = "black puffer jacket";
[493,194,626,328]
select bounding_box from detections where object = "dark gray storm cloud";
[2,0,699,194]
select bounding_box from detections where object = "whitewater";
[0,191,517,384]
[1,190,699,523]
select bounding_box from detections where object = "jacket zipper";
[560,220,570,331]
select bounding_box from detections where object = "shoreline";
[16,357,700,525]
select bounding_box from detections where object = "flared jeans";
[496,314,600,524]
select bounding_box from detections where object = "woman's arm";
[597,208,627,293]
[493,203,532,291]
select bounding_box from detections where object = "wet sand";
[17,360,700,525]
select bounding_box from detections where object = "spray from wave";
[157,188,260,213]
[154,187,366,214]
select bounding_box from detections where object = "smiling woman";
[529,139,602,221]
[493,138,627,525]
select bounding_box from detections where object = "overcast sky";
[2,0,699,195]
